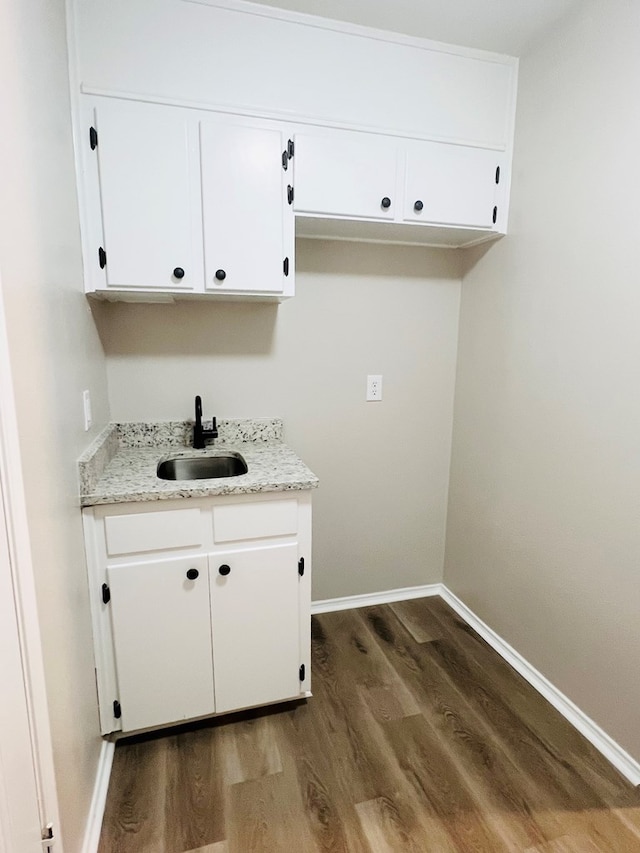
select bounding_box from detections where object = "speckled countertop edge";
[79,419,318,507]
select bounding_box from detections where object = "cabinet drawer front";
[104,508,202,556]
[213,499,298,543]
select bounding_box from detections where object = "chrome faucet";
[193,395,218,449]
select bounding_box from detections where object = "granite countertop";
[78,419,319,507]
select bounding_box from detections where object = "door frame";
[0,268,61,850]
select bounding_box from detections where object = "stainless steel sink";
[157,452,248,481]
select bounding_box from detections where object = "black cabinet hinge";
[282,150,288,171]
[299,664,305,681]
[492,206,498,224]
[287,185,294,205]
[113,700,122,719]
[283,257,289,276]
[89,126,98,150]
[495,165,500,184]
[41,822,55,851]
[298,557,304,576]
[98,246,107,269]
[101,583,111,604]
[287,139,294,159]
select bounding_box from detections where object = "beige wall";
[97,240,461,599]
[445,0,640,760]
[0,0,110,848]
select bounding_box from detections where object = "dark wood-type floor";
[98,597,640,852]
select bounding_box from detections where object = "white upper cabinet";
[293,132,398,221]
[93,99,202,292]
[293,126,508,246]
[201,122,289,294]
[403,141,504,229]
[83,98,294,299]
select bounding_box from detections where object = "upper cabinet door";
[403,141,503,229]
[94,100,202,291]
[200,122,288,294]
[293,131,398,221]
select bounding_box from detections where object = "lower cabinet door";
[107,554,214,732]
[210,542,301,713]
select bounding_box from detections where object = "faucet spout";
[193,395,217,449]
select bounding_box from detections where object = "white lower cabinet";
[83,492,312,735]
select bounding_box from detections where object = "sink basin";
[157,452,248,481]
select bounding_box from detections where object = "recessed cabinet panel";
[107,554,214,731]
[210,543,300,713]
[294,132,398,220]
[104,508,202,556]
[201,122,286,293]
[403,141,502,229]
[95,100,201,290]
[213,499,298,543]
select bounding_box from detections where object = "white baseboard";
[82,739,115,853]
[311,583,443,614]
[312,582,640,787]
[439,586,640,787]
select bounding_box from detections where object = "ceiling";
[245,0,582,55]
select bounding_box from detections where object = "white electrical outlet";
[82,389,92,431]
[366,374,383,401]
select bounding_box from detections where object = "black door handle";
[219,564,231,576]
[186,568,199,580]
[414,200,424,212]
[381,197,391,209]
[215,269,226,281]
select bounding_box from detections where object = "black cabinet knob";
[186,568,199,580]
[414,200,424,212]
[381,197,391,209]
[219,564,231,576]
[215,269,226,281]
[173,267,185,279]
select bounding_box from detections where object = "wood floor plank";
[389,598,445,643]
[98,597,640,853]
[184,843,228,853]
[216,714,282,786]
[99,737,168,852]
[355,796,449,853]
[524,834,604,852]
[164,728,225,852]
[275,703,372,853]
[227,772,318,853]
